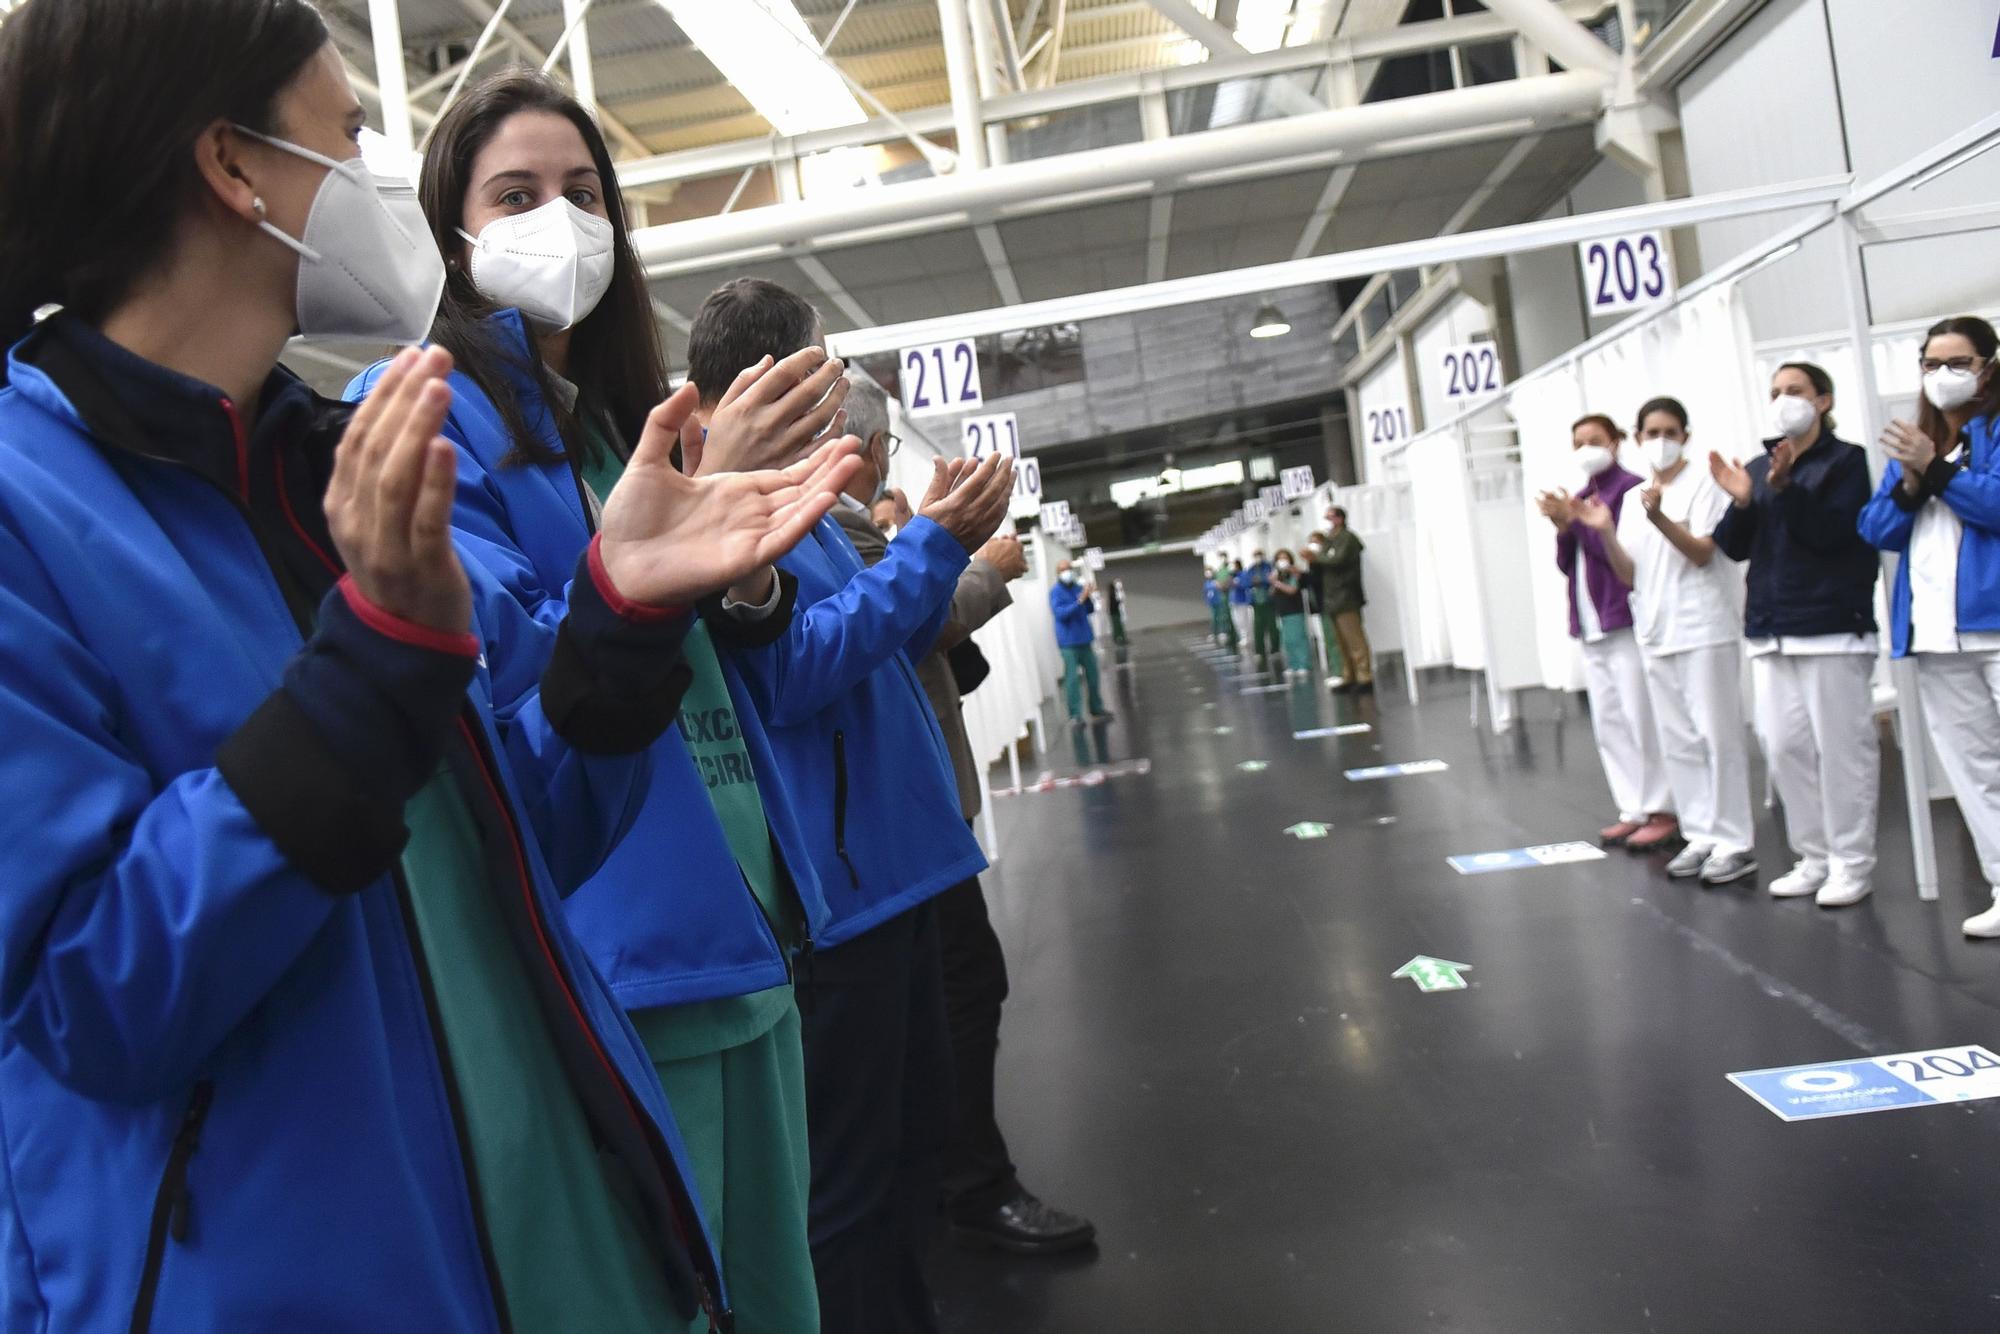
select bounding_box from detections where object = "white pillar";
[936,0,989,173]
[1837,213,1940,902]
[562,0,596,117]
[368,0,415,153]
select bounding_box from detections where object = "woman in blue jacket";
[0,6,852,1330]
[1710,362,1881,907]
[1859,317,2000,937]
[356,70,862,1331]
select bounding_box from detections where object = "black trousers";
[802,902,951,1334]
[935,870,1019,1217]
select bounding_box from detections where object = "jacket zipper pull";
[167,1082,215,1245]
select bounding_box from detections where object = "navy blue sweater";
[1711,429,1878,639]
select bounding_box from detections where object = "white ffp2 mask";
[459,198,615,332]
[1642,437,1683,473]
[235,125,444,344]
[1924,366,1982,412]
[1768,393,1820,441]
[1573,444,1615,477]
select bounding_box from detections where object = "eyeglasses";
[1920,357,1986,374]
[883,433,902,457]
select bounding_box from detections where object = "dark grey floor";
[930,625,2000,1333]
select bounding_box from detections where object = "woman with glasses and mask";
[1860,316,2000,937]
[1711,363,1882,908]
[0,4,856,1328]
[349,68,867,1332]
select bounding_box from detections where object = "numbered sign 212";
[899,339,983,418]
[1577,231,1674,317]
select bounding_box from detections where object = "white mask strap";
[232,124,337,263]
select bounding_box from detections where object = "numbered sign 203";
[962,412,1020,460]
[1577,230,1674,317]
[1440,343,1504,400]
[899,339,983,418]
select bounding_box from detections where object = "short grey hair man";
[842,368,893,456]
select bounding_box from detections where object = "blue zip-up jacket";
[1051,580,1096,648]
[350,313,824,1007]
[0,317,725,1332]
[1228,569,1252,604]
[726,512,987,948]
[1713,429,1879,639]
[1204,579,1223,608]
[1858,415,2000,657]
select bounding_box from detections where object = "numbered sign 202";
[962,412,1020,460]
[1440,343,1504,400]
[1577,230,1674,317]
[899,338,983,418]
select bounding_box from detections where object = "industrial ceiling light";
[1249,302,1291,339]
[658,0,865,136]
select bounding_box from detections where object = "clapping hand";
[325,346,473,635]
[1574,497,1615,533]
[1766,437,1800,491]
[1881,419,1939,485]
[597,384,864,608]
[1638,482,1663,517]
[1535,488,1575,528]
[976,533,1029,581]
[1708,451,1753,507]
[916,452,1016,554]
[687,347,850,477]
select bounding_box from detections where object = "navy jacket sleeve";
[732,517,969,727]
[1771,446,1871,553]
[1712,471,1759,563]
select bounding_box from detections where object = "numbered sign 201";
[1440,343,1504,400]
[899,339,983,417]
[962,412,1020,460]
[1365,404,1413,448]
[1577,231,1674,316]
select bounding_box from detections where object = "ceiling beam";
[1145,193,1174,284]
[1480,0,1621,76]
[974,223,1025,305]
[793,254,878,328]
[633,69,1610,270]
[449,0,654,155]
[1289,164,1357,260]
[1142,0,1323,116]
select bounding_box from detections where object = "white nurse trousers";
[1916,650,2000,896]
[1752,654,1878,882]
[1642,642,1754,854]
[1580,629,1670,822]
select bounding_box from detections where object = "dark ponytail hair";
[419,69,667,469]
[1916,315,2000,449]
[0,0,328,365]
[1635,396,1689,435]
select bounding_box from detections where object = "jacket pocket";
[831,730,861,889]
[130,1080,215,1334]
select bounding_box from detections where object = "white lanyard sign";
[962,412,1020,459]
[1280,466,1316,500]
[1577,230,1674,316]
[898,339,983,417]
[1039,500,1071,532]
[1439,342,1504,399]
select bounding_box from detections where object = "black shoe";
[950,1190,1098,1256]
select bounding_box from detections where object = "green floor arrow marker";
[1237,760,1269,773]
[1285,821,1331,840]
[1392,956,1471,993]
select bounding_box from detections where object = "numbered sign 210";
[1440,343,1504,400]
[899,339,983,418]
[1577,231,1675,316]
[962,412,1020,460]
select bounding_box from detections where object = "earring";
[251,197,267,219]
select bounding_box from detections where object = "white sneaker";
[1699,849,1759,885]
[1768,859,1828,899]
[1815,875,1873,908]
[1665,844,1713,879]
[1963,899,2000,938]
